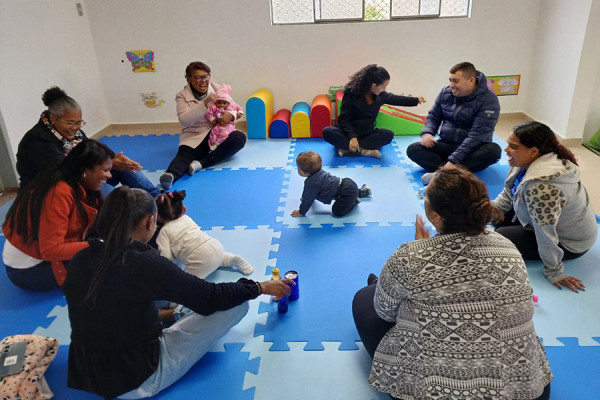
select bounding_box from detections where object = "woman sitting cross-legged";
[2,140,114,291]
[62,186,294,399]
[353,165,552,400]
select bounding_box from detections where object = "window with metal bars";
[271,0,470,25]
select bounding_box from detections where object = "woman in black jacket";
[323,64,425,158]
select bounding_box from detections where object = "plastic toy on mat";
[246,88,274,139]
[290,102,311,138]
[269,109,291,139]
[310,95,331,138]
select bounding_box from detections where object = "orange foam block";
[310,95,331,138]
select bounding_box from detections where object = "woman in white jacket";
[160,61,246,189]
[493,121,597,292]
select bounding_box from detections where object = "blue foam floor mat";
[2,133,599,399]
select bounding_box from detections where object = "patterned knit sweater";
[371,231,552,400]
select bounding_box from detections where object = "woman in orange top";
[2,140,114,290]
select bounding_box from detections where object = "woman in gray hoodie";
[493,121,597,292]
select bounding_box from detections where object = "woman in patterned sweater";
[493,121,597,292]
[353,165,552,400]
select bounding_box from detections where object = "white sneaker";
[188,160,202,176]
[231,255,254,275]
[421,172,436,185]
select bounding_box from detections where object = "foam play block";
[269,109,291,139]
[310,95,331,138]
[376,105,425,135]
[246,88,274,139]
[335,90,343,122]
[290,102,311,138]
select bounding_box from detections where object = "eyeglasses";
[190,74,210,82]
[417,186,427,200]
[60,119,86,127]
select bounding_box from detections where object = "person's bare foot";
[158,308,175,324]
[361,149,381,158]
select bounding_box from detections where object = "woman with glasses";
[16,86,160,196]
[3,140,113,291]
[352,165,552,400]
[159,61,246,189]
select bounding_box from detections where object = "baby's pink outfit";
[205,84,243,151]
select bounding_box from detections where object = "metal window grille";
[271,0,469,24]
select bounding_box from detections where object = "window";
[271,0,470,25]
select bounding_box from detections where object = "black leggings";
[406,140,501,172]
[322,126,394,150]
[352,284,551,400]
[494,210,588,261]
[166,130,246,181]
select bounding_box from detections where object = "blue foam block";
[246,97,268,139]
[173,168,287,229]
[99,134,179,173]
[255,224,415,351]
[269,119,290,139]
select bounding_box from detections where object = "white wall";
[526,0,596,138]
[581,0,600,142]
[83,0,541,124]
[0,0,110,156]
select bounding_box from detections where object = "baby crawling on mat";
[291,151,371,218]
[155,190,253,279]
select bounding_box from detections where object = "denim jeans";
[118,302,249,399]
[103,170,161,198]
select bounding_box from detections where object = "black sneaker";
[359,184,371,197]
[367,273,378,286]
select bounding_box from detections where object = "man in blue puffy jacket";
[407,62,501,184]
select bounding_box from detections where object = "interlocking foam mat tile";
[280,165,426,228]
[173,168,287,229]
[256,224,416,351]
[100,133,179,173]
[292,138,403,167]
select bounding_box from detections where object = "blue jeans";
[102,170,161,198]
[118,302,249,399]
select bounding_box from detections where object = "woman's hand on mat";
[112,152,143,172]
[415,214,430,240]
[554,276,585,292]
[259,279,295,300]
[418,96,426,104]
[349,138,360,152]
[291,210,304,217]
[420,134,436,148]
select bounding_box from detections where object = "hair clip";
[168,192,174,198]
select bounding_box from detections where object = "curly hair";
[427,165,503,235]
[346,64,390,96]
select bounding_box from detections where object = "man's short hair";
[450,62,476,79]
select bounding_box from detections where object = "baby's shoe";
[231,255,254,275]
[359,184,371,197]
[188,160,203,176]
[159,172,174,190]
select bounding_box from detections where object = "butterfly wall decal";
[126,51,155,72]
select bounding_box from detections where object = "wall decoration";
[125,50,155,72]
[486,75,520,96]
[141,92,165,108]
